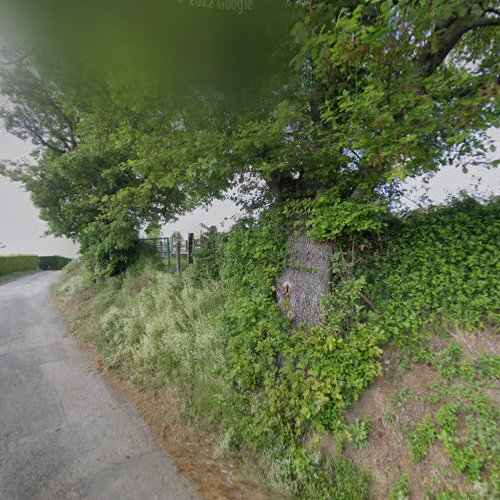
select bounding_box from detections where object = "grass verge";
[52,259,290,499]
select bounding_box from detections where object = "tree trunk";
[277,235,333,326]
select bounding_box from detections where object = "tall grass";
[55,259,238,433]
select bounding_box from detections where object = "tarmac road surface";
[0,272,198,500]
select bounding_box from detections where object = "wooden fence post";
[188,233,194,265]
[176,240,182,274]
[167,238,171,271]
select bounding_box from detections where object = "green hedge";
[38,256,72,271]
[0,255,39,274]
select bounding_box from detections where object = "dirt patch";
[451,327,500,359]
[427,325,499,361]
[344,363,468,499]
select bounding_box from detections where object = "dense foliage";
[361,196,500,357]
[217,211,382,444]
[38,255,71,270]
[55,196,499,497]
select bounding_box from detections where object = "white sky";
[0,130,80,257]
[402,128,500,207]
[0,125,498,257]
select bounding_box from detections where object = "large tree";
[0,0,498,281]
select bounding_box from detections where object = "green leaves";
[2,0,498,278]
[407,416,438,463]
[223,226,383,440]
[361,197,500,354]
[287,193,389,241]
[304,0,498,189]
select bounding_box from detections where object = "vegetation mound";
[54,197,499,498]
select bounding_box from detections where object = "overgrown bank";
[54,197,499,499]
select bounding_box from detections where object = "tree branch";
[20,119,66,154]
[417,15,500,78]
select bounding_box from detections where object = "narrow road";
[0,272,198,500]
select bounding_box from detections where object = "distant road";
[0,272,197,500]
